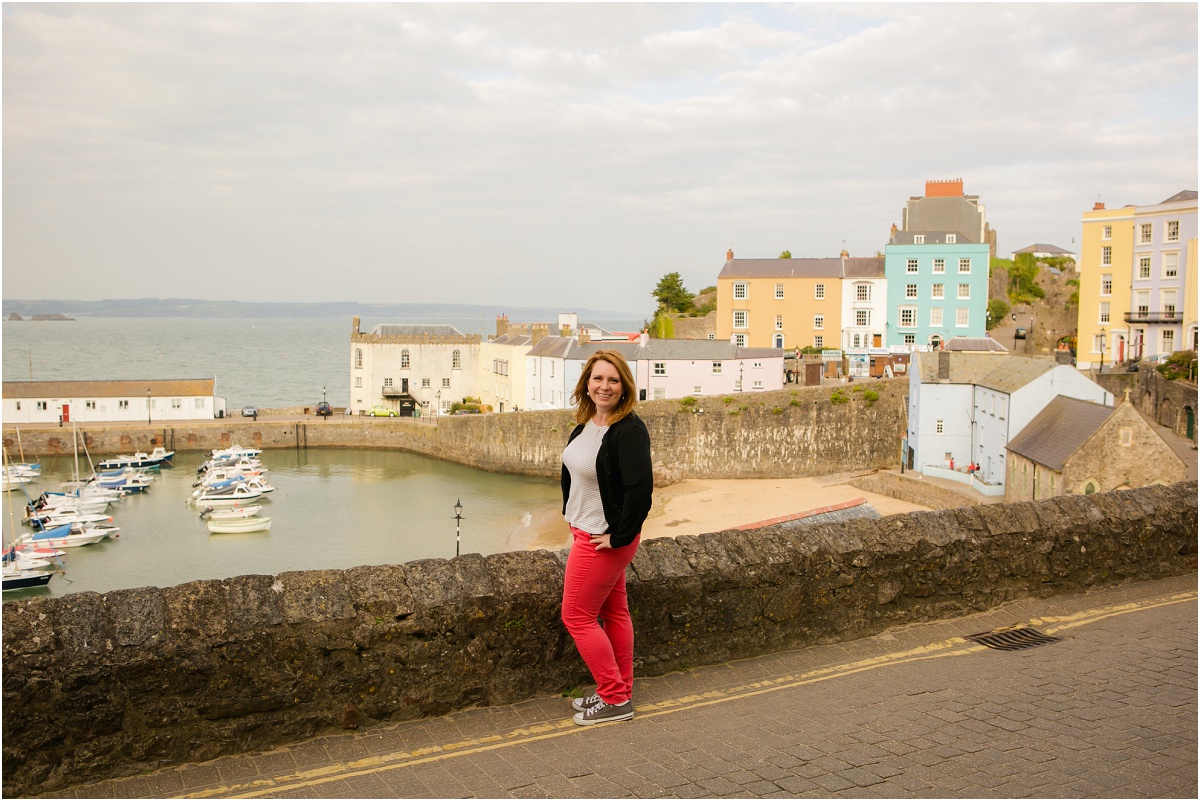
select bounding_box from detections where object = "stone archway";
[1139,390,1155,416]
[1159,397,1175,429]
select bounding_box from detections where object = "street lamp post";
[452,499,463,558]
[1098,329,1107,373]
[147,388,152,425]
[323,385,327,404]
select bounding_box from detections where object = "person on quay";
[560,349,653,726]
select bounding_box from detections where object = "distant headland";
[1,299,646,322]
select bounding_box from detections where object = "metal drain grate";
[965,627,1064,651]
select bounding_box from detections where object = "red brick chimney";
[925,179,964,198]
[1093,201,1105,210]
[840,249,850,259]
[726,248,734,262]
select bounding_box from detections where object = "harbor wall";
[2,382,908,479]
[3,482,1196,796]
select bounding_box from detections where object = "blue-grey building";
[884,231,990,348]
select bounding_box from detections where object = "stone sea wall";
[3,482,1196,796]
[4,382,909,479]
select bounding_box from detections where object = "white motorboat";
[23,523,110,548]
[2,471,33,492]
[242,476,276,494]
[198,504,263,520]
[96,447,174,471]
[207,516,272,534]
[191,483,264,507]
[2,565,52,591]
[26,509,113,528]
[195,464,267,487]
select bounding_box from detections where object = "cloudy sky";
[3,2,1196,316]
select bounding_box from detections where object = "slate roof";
[527,336,578,358]
[889,231,970,245]
[487,333,532,346]
[1012,243,1075,256]
[633,339,739,360]
[368,324,466,337]
[944,337,1008,353]
[913,352,1058,392]
[1160,190,1198,204]
[718,257,883,280]
[1006,396,1114,471]
[2,379,216,399]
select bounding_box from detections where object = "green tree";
[986,298,1010,330]
[652,272,692,313]
[779,250,792,259]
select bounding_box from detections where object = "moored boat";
[198,504,263,520]
[96,447,175,471]
[207,516,272,534]
[2,566,53,591]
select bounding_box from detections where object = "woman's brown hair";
[571,349,638,426]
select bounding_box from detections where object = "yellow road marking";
[180,589,1196,798]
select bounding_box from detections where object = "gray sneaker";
[573,699,633,726]
[571,693,602,713]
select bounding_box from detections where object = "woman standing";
[560,349,653,726]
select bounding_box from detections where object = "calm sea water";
[3,449,566,602]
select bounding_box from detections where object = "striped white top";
[562,421,609,535]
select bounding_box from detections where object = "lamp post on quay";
[452,499,464,558]
[147,388,151,426]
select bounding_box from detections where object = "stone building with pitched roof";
[350,316,479,416]
[1005,396,1188,502]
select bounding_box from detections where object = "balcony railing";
[381,386,411,397]
[1123,311,1182,324]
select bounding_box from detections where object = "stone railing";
[2,482,1196,796]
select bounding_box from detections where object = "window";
[86,400,96,410]
[452,350,461,369]
[119,400,129,410]
[194,398,205,409]
[734,333,747,347]
[401,349,410,369]
[1163,290,1177,317]
[774,283,784,299]
[1166,220,1180,241]
[813,335,824,349]
[936,419,944,434]
[814,314,824,330]
[753,380,763,390]
[14,402,20,411]
[956,308,970,327]
[903,334,916,345]
[852,334,862,347]
[814,283,826,300]
[856,284,871,301]
[733,282,748,299]
[932,258,945,274]
[694,386,702,395]
[958,258,972,273]
[355,377,362,388]
[957,284,970,300]
[775,314,783,330]
[1120,428,1133,447]
[550,362,554,378]
[899,307,917,327]
[384,377,393,387]
[906,258,919,274]
[930,307,943,326]
[1140,223,1153,244]
[914,235,925,244]
[733,310,748,329]
[442,378,451,388]
[355,348,363,369]
[37,401,48,411]
[1164,252,1179,278]
[712,361,722,374]
[653,362,666,376]
[946,234,956,244]
[1163,329,1175,351]
[1100,274,1112,295]
[1101,246,1111,266]
[931,283,945,299]
[753,361,763,369]
[856,310,870,326]
[773,334,785,348]
[1099,302,1110,324]
[1138,256,1151,279]
[905,284,918,299]
[1102,225,1112,240]
[1136,291,1149,318]
[171,398,182,409]
[422,378,431,388]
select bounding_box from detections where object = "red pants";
[561,526,641,704]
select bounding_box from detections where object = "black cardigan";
[560,413,653,549]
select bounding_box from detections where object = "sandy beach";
[524,475,931,551]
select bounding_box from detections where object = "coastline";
[524,475,931,550]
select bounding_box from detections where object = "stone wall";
[846,470,985,510]
[2,382,909,480]
[3,482,1196,797]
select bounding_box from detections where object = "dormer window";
[946,234,957,243]
[914,235,925,244]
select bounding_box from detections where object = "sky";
[3,2,1196,317]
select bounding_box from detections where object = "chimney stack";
[1093,201,1105,210]
[496,313,509,337]
[840,249,850,259]
[531,323,549,346]
[726,248,734,262]
[352,315,361,336]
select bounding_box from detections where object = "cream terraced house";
[2,378,222,424]
[349,316,479,416]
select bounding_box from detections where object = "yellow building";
[1076,202,1135,369]
[716,250,844,350]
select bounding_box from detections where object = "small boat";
[199,504,263,520]
[207,516,272,534]
[25,523,110,548]
[95,447,175,471]
[26,509,113,528]
[2,471,34,492]
[94,468,154,492]
[2,566,53,591]
[191,483,264,507]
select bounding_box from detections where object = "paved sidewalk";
[60,574,1197,799]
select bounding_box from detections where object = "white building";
[907,351,1111,485]
[632,335,785,399]
[1,379,223,424]
[840,257,888,352]
[349,317,480,416]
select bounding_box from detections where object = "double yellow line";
[185,588,1196,798]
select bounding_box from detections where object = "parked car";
[316,401,333,417]
[367,405,398,417]
[1013,327,1027,340]
[1144,353,1171,365]
[241,405,258,418]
